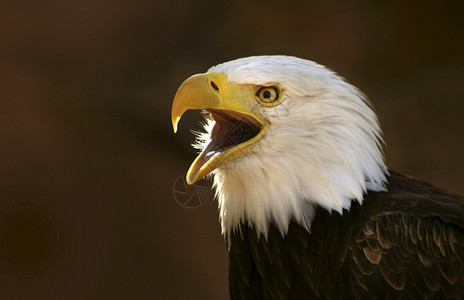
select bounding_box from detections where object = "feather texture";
[229,171,464,299]
[196,56,388,238]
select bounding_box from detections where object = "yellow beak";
[171,73,268,184]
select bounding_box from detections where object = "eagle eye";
[256,86,281,105]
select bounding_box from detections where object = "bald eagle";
[171,56,464,298]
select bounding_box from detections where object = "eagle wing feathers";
[229,172,464,299]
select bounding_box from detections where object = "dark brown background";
[1,1,463,299]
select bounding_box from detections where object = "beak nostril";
[210,81,219,91]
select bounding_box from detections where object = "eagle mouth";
[171,72,270,184]
[203,109,263,163]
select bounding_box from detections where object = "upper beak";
[171,73,268,184]
[172,73,220,133]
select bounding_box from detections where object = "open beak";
[172,73,269,184]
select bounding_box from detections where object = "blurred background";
[0,1,463,299]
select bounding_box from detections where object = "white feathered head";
[172,55,387,238]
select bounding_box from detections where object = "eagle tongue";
[202,110,261,164]
[208,114,256,152]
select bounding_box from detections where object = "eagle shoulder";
[228,171,464,299]
[350,171,464,298]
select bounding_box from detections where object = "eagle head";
[172,55,387,238]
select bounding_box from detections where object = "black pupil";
[263,90,272,99]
